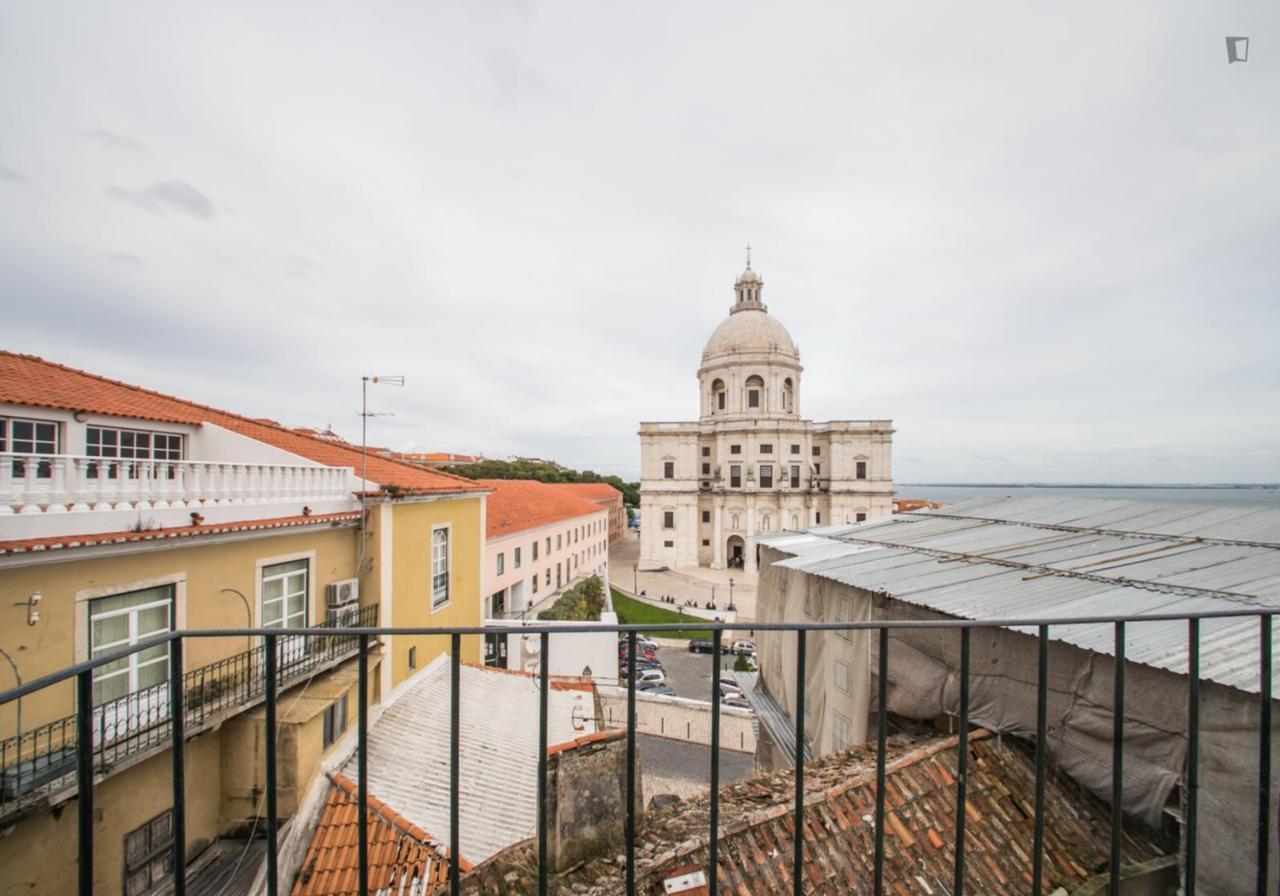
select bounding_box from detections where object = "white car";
[637,668,666,685]
[731,640,756,656]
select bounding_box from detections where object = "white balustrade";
[0,453,358,519]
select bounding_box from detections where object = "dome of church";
[701,307,798,360]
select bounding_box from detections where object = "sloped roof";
[547,482,623,502]
[0,511,360,556]
[641,731,1168,894]
[760,495,1280,693]
[291,773,461,896]
[0,351,484,496]
[343,654,599,864]
[479,479,605,539]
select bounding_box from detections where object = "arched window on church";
[791,513,799,530]
[782,378,794,413]
[711,378,726,412]
[745,375,764,410]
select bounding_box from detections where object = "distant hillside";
[441,459,639,506]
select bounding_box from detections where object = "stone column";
[712,501,724,569]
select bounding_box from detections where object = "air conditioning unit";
[325,578,359,609]
[328,603,359,627]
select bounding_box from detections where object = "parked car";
[636,635,660,651]
[619,643,657,661]
[718,679,742,695]
[688,638,715,654]
[644,685,677,697]
[637,668,666,685]
[721,694,751,709]
[731,640,756,656]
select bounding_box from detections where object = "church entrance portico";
[727,535,746,569]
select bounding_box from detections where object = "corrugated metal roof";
[759,496,1280,694]
[341,657,597,864]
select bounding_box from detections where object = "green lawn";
[610,590,712,640]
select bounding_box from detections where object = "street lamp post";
[729,577,735,609]
[633,564,638,595]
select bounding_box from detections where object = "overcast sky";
[2,2,1277,483]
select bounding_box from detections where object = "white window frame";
[496,551,505,576]
[832,711,852,751]
[431,523,452,612]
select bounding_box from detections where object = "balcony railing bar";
[169,638,186,896]
[0,611,1274,896]
[792,629,805,896]
[954,627,971,896]
[265,634,279,896]
[625,631,637,895]
[1259,616,1272,895]
[708,633,722,896]
[1111,621,1126,896]
[7,606,1280,706]
[537,631,550,896]
[450,634,461,896]
[358,634,370,896]
[1186,618,1200,896]
[874,628,888,896]
[1032,624,1049,896]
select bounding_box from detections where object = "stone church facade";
[638,261,894,572]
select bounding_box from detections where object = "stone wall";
[546,732,641,872]
[597,687,756,753]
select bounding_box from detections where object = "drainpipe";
[220,589,253,655]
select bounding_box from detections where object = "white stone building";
[638,260,893,572]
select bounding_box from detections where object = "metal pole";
[1258,615,1272,896]
[874,627,888,896]
[1186,619,1199,895]
[1032,625,1049,896]
[169,639,186,896]
[450,633,461,896]
[709,632,722,893]
[265,634,278,896]
[954,628,970,896]
[358,634,369,896]
[626,631,637,895]
[538,631,549,896]
[793,629,806,896]
[1110,622,1125,896]
[77,669,94,896]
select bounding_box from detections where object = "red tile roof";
[641,731,1169,894]
[0,351,484,497]
[479,480,604,539]
[291,773,468,896]
[545,729,627,757]
[0,512,361,556]
[547,482,623,502]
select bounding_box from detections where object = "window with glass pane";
[87,426,184,479]
[124,811,173,896]
[497,552,505,576]
[4,417,58,478]
[759,465,773,488]
[90,586,174,706]
[432,528,450,608]
[514,546,521,568]
[261,559,308,629]
[790,465,801,488]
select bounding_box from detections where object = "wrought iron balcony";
[0,603,377,819]
[0,605,1273,896]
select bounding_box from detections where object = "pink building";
[482,479,610,618]
[481,480,613,675]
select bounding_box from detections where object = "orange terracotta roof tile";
[291,773,469,896]
[0,351,484,497]
[0,512,360,556]
[545,729,627,757]
[547,482,623,501]
[479,479,604,539]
